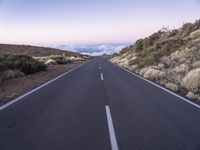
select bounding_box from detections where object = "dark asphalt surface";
[0,57,200,150]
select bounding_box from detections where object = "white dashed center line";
[105,105,119,150]
[101,73,104,80]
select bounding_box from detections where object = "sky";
[0,0,200,46]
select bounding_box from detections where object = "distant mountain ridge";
[111,20,200,102]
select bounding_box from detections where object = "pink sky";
[0,0,200,45]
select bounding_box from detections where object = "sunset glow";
[0,0,200,45]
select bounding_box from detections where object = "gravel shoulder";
[0,61,85,105]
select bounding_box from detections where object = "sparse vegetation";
[143,68,166,80]
[0,44,91,102]
[0,53,47,82]
[111,19,200,102]
[0,43,91,84]
[35,55,88,65]
[49,55,70,64]
[0,70,25,82]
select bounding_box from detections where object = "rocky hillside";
[111,20,200,102]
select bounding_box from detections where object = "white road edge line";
[118,65,200,109]
[101,73,104,80]
[105,105,119,150]
[0,62,88,111]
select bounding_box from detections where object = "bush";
[190,29,200,39]
[49,55,70,64]
[134,39,144,52]
[0,70,24,82]
[182,68,200,94]
[193,61,200,68]
[139,68,149,76]
[155,37,184,56]
[0,53,47,74]
[45,59,57,65]
[172,64,189,74]
[127,37,185,69]
[181,21,200,37]
[128,58,139,66]
[181,23,194,37]
[165,83,178,92]
[142,68,166,80]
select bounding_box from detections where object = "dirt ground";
[0,61,84,105]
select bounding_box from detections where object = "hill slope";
[0,44,81,57]
[0,44,89,103]
[111,20,200,102]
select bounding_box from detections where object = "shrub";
[182,68,200,94]
[143,38,153,49]
[147,31,164,45]
[193,61,200,68]
[134,39,144,52]
[128,57,139,66]
[170,49,188,61]
[0,70,24,82]
[143,68,166,80]
[155,37,184,55]
[172,64,189,74]
[0,53,47,74]
[165,83,178,92]
[129,37,185,69]
[190,29,200,39]
[181,23,194,37]
[170,29,179,37]
[49,55,70,64]
[139,68,149,76]
[45,59,57,65]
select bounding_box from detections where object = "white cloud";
[51,44,128,56]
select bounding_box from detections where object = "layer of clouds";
[52,44,129,56]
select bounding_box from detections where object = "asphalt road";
[0,57,200,150]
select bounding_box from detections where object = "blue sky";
[0,0,200,45]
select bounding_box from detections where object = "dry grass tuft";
[165,83,178,92]
[45,59,57,65]
[190,29,200,39]
[143,68,166,80]
[192,61,200,68]
[0,70,24,82]
[172,64,189,74]
[182,68,200,94]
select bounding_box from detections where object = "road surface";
[0,57,200,150]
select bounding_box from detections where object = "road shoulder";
[0,61,85,105]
